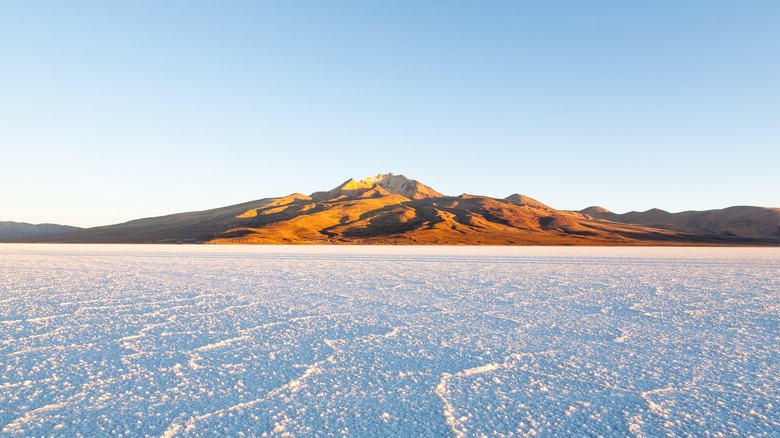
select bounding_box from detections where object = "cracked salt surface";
[1,244,778,436]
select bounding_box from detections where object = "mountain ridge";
[0,221,82,240]
[581,205,780,241]
[4,173,779,245]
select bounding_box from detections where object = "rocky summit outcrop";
[11,173,779,245]
[312,173,443,201]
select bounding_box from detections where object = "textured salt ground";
[0,245,778,437]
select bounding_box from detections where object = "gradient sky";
[2,1,779,227]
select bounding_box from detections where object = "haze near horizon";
[2,1,778,227]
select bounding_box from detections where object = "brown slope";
[210,194,413,244]
[20,194,312,243]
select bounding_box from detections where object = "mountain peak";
[580,206,613,216]
[505,194,552,210]
[317,173,443,200]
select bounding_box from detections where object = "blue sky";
[2,1,778,227]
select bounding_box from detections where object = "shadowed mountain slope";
[0,221,81,240]
[581,206,780,241]
[12,173,780,245]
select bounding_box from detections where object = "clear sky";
[2,1,778,227]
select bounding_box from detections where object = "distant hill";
[580,206,780,241]
[12,173,779,245]
[0,221,81,241]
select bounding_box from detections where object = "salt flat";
[1,244,778,437]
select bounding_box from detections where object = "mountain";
[0,221,81,240]
[10,173,780,245]
[580,206,780,240]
